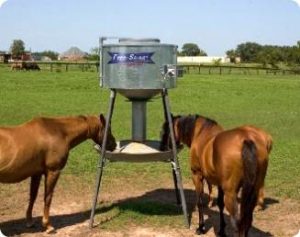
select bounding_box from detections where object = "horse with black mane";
[160,114,272,237]
[0,114,116,233]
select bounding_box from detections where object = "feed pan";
[94,140,180,162]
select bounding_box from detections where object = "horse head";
[92,114,116,151]
[160,114,216,150]
[159,114,184,151]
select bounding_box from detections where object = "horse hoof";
[195,225,206,235]
[45,226,56,234]
[255,204,264,212]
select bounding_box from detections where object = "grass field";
[1,64,300,231]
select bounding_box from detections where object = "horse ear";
[99,114,106,125]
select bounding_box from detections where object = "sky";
[0,0,300,56]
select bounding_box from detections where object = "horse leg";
[43,170,60,233]
[255,185,265,211]
[26,174,42,228]
[224,191,239,237]
[217,187,226,237]
[207,180,214,208]
[192,172,206,235]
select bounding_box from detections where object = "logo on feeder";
[108,52,155,65]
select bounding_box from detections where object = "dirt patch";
[1,175,300,237]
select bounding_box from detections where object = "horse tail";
[240,139,258,236]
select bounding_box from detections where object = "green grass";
[1,64,300,228]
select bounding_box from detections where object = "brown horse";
[160,114,272,237]
[0,114,116,233]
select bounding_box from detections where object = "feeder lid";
[118,38,160,44]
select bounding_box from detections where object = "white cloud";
[0,0,8,8]
[291,0,300,7]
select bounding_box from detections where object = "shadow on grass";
[0,188,278,236]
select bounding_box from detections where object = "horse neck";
[59,116,99,148]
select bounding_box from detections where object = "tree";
[226,49,237,63]
[235,42,262,62]
[181,43,207,56]
[87,47,99,61]
[32,51,59,61]
[41,50,59,60]
[10,39,25,58]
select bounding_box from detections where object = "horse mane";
[177,114,199,147]
[177,114,218,147]
[198,115,218,133]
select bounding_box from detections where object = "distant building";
[234,57,241,64]
[59,47,87,61]
[20,53,32,61]
[41,56,52,61]
[10,52,32,61]
[31,54,52,62]
[0,53,11,63]
[177,56,230,64]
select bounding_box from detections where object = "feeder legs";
[162,89,190,228]
[89,89,116,228]
[161,92,180,205]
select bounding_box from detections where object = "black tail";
[240,140,258,236]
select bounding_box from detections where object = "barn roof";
[59,47,87,58]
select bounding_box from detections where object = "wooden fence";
[2,61,99,72]
[38,62,99,72]
[2,61,299,75]
[178,64,299,75]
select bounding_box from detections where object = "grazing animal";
[0,114,116,233]
[11,61,41,71]
[24,62,40,71]
[11,61,25,70]
[160,114,272,237]
[10,61,40,71]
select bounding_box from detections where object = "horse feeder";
[89,37,189,228]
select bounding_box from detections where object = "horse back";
[0,119,68,183]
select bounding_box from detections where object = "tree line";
[178,42,300,68]
[226,41,300,67]
[5,39,300,67]
[7,39,59,60]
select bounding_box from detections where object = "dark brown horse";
[0,114,116,233]
[160,114,272,237]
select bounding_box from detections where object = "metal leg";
[162,89,190,228]
[89,89,116,228]
[161,91,180,205]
